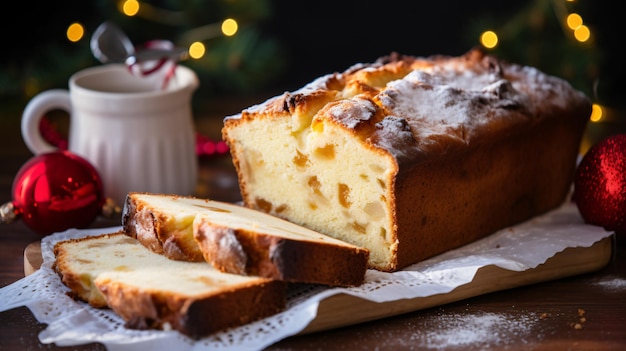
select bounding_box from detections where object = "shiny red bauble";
[11,150,105,235]
[574,134,626,239]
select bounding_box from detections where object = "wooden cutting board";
[24,236,614,334]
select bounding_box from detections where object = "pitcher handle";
[21,89,72,155]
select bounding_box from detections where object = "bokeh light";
[221,18,238,36]
[480,30,498,49]
[566,13,583,30]
[590,104,603,122]
[574,24,591,42]
[66,23,84,42]
[189,41,206,59]
[122,0,140,16]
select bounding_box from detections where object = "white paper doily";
[0,201,613,351]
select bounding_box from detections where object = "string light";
[564,12,591,43]
[479,2,594,47]
[66,23,85,42]
[188,42,206,59]
[182,18,238,60]
[566,13,583,30]
[221,18,238,36]
[61,2,239,65]
[114,1,240,44]
[480,30,498,49]
[121,0,140,16]
[590,104,603,122]
[573,24,591,42]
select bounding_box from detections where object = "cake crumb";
[539,312,549,320]
[569,309,587,330]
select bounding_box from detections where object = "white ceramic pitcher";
[21,64,199,207]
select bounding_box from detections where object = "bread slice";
[122,192,205,262]
[53,232,286,338]
[122,192,369,286]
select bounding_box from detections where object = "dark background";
[264,0,527,90]
[0,0,622,106]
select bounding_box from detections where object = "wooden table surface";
[1,99,625,351]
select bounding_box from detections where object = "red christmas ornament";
[574,134,626,239]
[1,150,105,235]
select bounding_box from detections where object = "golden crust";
[96,274,285,338]
[193,215,369,287]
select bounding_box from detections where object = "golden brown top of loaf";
[227,48,591,164]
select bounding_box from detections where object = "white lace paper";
[0,201,613,351]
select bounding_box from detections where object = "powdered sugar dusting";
[379,78,478,144]
[593,276,626,291]
[417,311,541,349]
[371,116,421,162]
[377,62,532,149]
[325,97,376,129]
[354,309,546,350]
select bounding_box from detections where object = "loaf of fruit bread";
[53,232,286,338]
[122,192,369,286]
[221,48,592,272]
